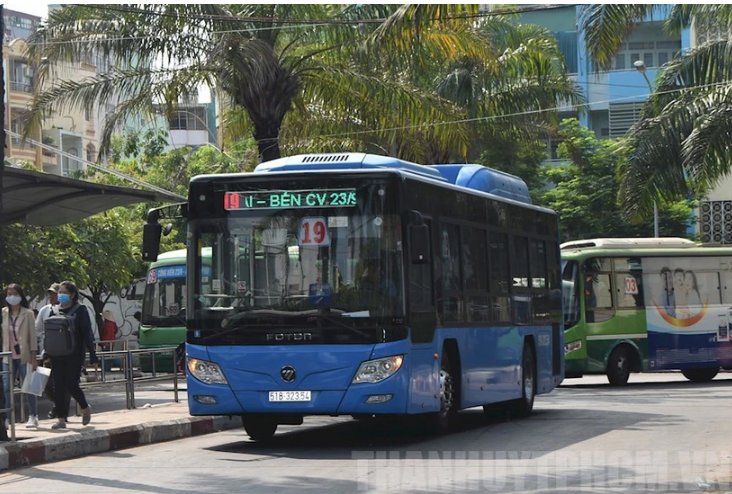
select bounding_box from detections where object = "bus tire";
[606,345,633,386]
[681,368,719,382]
[242,416,278,441]
[423,350,458,434]
[511,341,536,418]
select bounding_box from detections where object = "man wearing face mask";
[48,281,98,430]
[35,283,72,420]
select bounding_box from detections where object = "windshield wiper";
[313,310,372,340]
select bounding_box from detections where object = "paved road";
[2,373,732,493]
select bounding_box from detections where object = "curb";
[0,415,241,471]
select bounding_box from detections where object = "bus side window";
[584,258,614,323]
[614,257,644,309]
[562,260,580,328]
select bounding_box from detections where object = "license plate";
[268,391,312,402]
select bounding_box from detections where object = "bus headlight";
[565,340,582,354]
[187,358,228,385]
[352,355,404,384]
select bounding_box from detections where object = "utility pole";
[633,59,659,238]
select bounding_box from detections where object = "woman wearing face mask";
[2,283,39,428]
[50,281,98,429]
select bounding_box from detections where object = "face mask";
[58,294,71,305]
[5,295,21,306]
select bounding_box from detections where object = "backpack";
[44,304,81,357]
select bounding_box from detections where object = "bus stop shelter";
[1,164,182,226]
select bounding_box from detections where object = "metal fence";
[5,344,181,441]
[1,351,16,441]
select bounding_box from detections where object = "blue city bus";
[143,152,564,441]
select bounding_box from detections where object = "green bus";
[139,248,202,372]
[562,238,732,385]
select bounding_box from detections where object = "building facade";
[519,5,732,243]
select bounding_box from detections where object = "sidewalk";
[0,399,241,471]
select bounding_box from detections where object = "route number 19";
[299,217,330,246]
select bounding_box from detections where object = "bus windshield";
[189,182,404,335]
[142,266,186,327]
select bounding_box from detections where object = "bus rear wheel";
[681,368,719,382]
[606,345,633,386]
[242,416,278,441]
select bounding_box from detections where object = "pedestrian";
[100,309,118,352]
[2,283,39,428]
[48,281,98,430]
[35,283,72,420]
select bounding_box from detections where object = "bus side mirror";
[142,222,162,262]
[410,224,430,264]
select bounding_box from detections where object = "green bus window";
[562,260,580,328]
[584,258,614,323]
[615,257,644,309]
[616,273,644,308]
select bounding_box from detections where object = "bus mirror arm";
[142,202,188,263]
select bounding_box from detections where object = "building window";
[62,148,80,177]
[10,117,22,146]
[9,58,32,92]
[643,52,654,68]
[614,53,626,70]
[169,108,207,131]
[86,143,96,163]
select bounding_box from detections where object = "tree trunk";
[254,124,282,163]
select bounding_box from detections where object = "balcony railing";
[9,80,32,93]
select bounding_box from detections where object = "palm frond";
[579,4,656,70]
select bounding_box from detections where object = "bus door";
[408,218,436,344]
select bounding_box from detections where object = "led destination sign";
[223,189,357,210]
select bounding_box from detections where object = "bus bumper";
[186,343,410,416]
[564,357,587,376]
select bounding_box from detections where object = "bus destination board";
[223,189,357,210]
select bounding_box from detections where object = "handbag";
[21,363,51,397]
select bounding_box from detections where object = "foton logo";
[266,333,313,342]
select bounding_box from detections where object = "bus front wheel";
[242,416,278,441]
[681,368,719,382]
[606,345,633,386]
[512,341,536,418]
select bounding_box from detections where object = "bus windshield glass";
[189,181,404,335]
[142,266,187,327]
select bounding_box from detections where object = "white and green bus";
[562,238,732,385]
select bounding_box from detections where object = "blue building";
[519,5,689,160]
[518,6,732,244]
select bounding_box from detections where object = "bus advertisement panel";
[643,257,732,371]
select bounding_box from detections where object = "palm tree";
[26,4,482,163]
[579,5,732,219]
[27,4,581,166]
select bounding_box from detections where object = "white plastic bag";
[21,364,51,397]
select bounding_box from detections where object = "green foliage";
[0,224,88,299]
[534,119,692,241]
[474,137,548,192]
